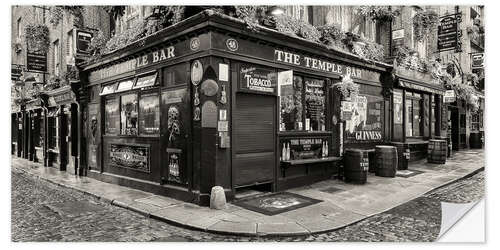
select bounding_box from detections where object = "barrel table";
[428,139,447,164]
[343,149,369,184]
[375,146,398,178]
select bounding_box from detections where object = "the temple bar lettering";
[89,46,175,82]
[274,49,371,79]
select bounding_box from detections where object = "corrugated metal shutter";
[233,93,276,187]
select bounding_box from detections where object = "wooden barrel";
[343,149,369,184]
[469,132,483,149]
[368,150,376,173]
[375,146,398,178]
[427,139,447,164]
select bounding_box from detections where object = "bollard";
[210,186,227,210]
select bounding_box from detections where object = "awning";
[115,79,135,93]
[398,79,446,95]
[100,82,118,96]
[134,73,158,89]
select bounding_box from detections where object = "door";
[450,107,459,150]
[233,93,276,187]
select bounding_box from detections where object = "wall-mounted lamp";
[266,6,285,16]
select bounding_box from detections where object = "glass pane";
[345,95,384,142]
[280,75,303,131]
[304,78,326,131]
[164,64,187,87]
[139,93,160,135]
[105,98,120,134]
[413,99,421,136]
[120,93,138,135]
[406,99,413,137]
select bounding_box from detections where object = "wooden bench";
[280,156,341,177]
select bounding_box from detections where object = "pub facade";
[80,11,400,206]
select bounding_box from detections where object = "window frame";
[138,90,160,136]
[279,73,328,133]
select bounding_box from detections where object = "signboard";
[392,29,405,50]
[239,64,277,94]
[392,29,405,40]
[274,49,380,81]
[438,13,462,52]
[26,50,47,72]
[89,46,176,82]
[281,137,328,160]
[163,88,187,105]
[471,53,484,69]
[393,91,403,125]
[53,90,76,105]
[444,90,456,103]
[345,95,384,142]
[11,64,22,81]
[109,144,150,172]
[76,30,93,54]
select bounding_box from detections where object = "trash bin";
[343,149,369,184]
[375,146,398,178]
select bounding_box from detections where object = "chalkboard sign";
[304,78,325,131]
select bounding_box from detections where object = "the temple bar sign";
[274,49,377,80]
[89,46,175,82]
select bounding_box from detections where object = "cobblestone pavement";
[11,168,484,242]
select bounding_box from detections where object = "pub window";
[120,93,138,135]
[345,95,384,142]
[431,95,435,136]
[405,92,423,137]
[280,75,326,132]
[163,63,187,87]
[47,109,58,149]
[104,97,120,134]
[304,78,326,131]
[280,75,303,131]
[139,92,160,135]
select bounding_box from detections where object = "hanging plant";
[48,6,84,27]
[333,74,359,100]
[413,10,439,42]
[354,6,400,22]
[24,24,50,53]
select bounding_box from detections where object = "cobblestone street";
[11,165,484,242]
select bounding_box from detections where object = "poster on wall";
[345,95,383,142]
[394,91,403,124]
[239,64,277,94]
[109,144,149,172]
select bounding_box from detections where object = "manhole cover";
[45,200,102,217]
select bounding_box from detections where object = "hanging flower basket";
[413,10,439,42]
[333,74,359,101]
[25,24,50,53]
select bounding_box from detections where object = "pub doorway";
[233,93,276,193]
[449,106,459,151]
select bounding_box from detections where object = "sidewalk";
[11,150,484,237]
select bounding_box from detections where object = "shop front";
[81,11,392,206]
[43,86,79,174]
[11,105,22,157]
[24,98,46,163]
[391,68,446,165]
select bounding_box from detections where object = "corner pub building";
[79,10,444,206]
